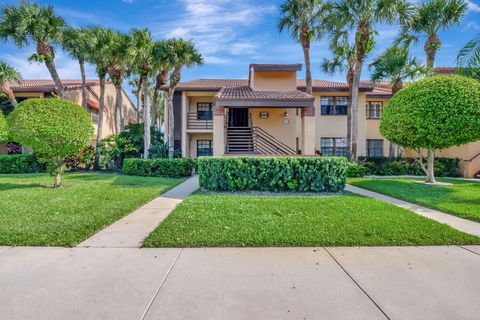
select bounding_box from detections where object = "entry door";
[228,108,249,127]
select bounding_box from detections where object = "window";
[367,139,384,157]
[197,102,213,120]
[197,140,213,157]
[321,97,348,115]
[90,110,99,124]
[321,137,348,156]
[366,101,383,119]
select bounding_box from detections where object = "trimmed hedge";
[0,154,42,174]
[122,158,195,178]
[347,157,461,178]
[197,156,348,192]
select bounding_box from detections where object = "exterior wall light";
[284,111,289,117]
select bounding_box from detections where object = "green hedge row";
[0,154,42,174]
[197,156,348,192]
[122,158,195,178]
[347,157,461,177]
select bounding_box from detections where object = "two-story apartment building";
[0,79,137,154]
[166,63,480,178]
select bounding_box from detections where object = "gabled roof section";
[249,64,302,72]
[11,79,101,92]
[215,85,314,108]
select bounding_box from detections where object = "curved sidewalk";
[346,184,480,237]
[78,176,199,248]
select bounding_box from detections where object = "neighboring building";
[165,63,480,178]
[0,79,138,154]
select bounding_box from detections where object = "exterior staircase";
[226,127,296,155]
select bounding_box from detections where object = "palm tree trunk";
[152,86,160,128]
[37,42,65,98]
[2,86,17,107]
[94,74,107,167]
[79,60,88,109]
[389,81,401,158]
[302,41,312,95]
[143,75,151,158]
[168,89,175,158]
[114,83,125,132]
[425,33,440,69]
[346,70,354,160]
[136,78,143,123]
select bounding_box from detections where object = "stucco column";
[213,105,225,156]
[181,92,188,157]
[301,107,316,155]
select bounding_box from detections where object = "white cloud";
[467,1,480,12]
[203,56,232,64]
[463,21,480,31]
[167,27,190,38]
[230,42,258,55]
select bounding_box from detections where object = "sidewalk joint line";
[459,246,480,257]
[323,247,391,320]
[141,248,183,320]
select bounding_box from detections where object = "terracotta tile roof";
[173,79,373,92]
[11,79,101,92]
[215,86,314,108]
[435,67,457,74]
[249,63,302,72]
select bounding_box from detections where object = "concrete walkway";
[346,184,480,237]
[78,176,199,248]
[1,245,480,320]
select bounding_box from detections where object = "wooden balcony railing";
[187,112,213,130]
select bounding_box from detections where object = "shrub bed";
[123,158,195,178]
[347,157,461,178]
[0,154,42,174]
[197,156,348,192]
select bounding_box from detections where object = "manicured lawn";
[0,173,181,246]
[143,192,479,247]
[349,178,480,222]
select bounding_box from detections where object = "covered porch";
[213,86,316,156]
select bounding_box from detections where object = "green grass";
[143,192,479,247]
[0,173,181,246]
[349,178,480,222]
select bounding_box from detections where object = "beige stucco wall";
[251,71,297,91]
[365,97,392,157]
[250,108,297,150]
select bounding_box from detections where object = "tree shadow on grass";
[0,183,45,191]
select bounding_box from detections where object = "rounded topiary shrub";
[0,111,7,141]
[380,75,480,183]
[8,98,93,187]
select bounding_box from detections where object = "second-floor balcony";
[187,112,213,130]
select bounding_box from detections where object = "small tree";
[7,98,93,187]
[0,111,7,141]
[380,75,480,183]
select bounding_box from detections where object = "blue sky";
[1,0,480,95]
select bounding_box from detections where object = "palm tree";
[396,0,467,69]
[61,27,91,108]
[457,33,480,79]
[322,39,356,159]
[0,60,22,107]
[369,45,425,157]
[129,76,144,123]
[127,28,155,158]
[0,1,66,98]
[106,31,130,133]
[86,26,114,166]
[278,0,329,95]
[153,38,203,158]
[325,0,406,160]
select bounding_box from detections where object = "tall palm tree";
[129,76,144,123]
[61,27,91,108]
[369,45,425,157]
[322,39,356,159]
[153,38,203,158]
[457,33,480,79]
[0,1,66,98]
[127,28,155,158]
[396,0,467,69]
[325,0,406,160]
[278,0,329,95]
[0,60,21,107]
[106,31,130,133]
[86,26,114,166]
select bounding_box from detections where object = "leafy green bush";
[65,145,95,170]
[0,110,7,141]
[351,157,461,177]
[198,157,348,192]
[7,98,93,187]
[0,154,42,173]
[123,158,195,178]
[346,162,368,177]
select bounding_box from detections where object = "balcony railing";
[187,112,213,130]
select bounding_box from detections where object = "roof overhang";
[215,98,314,108]
[249,64,302,72]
